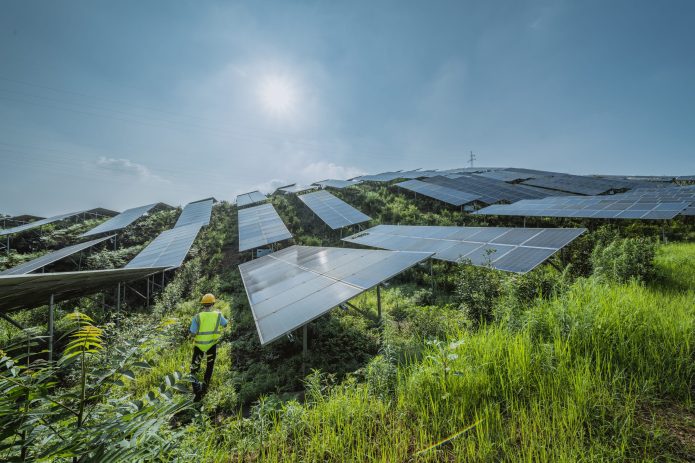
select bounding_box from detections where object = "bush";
[591,237,657,284]
[455,262,504,326]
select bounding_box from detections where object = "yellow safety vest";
[194,311,222,352]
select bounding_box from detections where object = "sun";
[258,75,297,118]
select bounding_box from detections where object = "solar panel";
[175,198,214,228]
[395,179,480,206]
[298,190,371,229]
[238,245,432,344]
[0,267,165,314]
[238,203,293,251]
[81,204,157,237]
[474,195,689,220]
[277,184,318,195]
[0,210,86,237]
[423,175,554,204]
[473,170,538,182]
[342,225,585,273]
[125,223,203,269]
[0,235,115,275]
[236,191,268,208]
[521,174,634,195]
[313,179,362,189]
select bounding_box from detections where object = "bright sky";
[1,1,694,216]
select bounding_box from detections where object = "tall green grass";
[212,245,694,462]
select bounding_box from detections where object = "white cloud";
[299,161,365,181]
[95,157,168,183]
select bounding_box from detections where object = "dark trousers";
[190,344,217,386]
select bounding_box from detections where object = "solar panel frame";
[81,203,157,237]
[238,203,293,251]
[0,210,86,237]
[342,225,586,273]
[0,266,165,314]
[239,245,433,344]
[313,179,362,189]
[474,195,689,220]
[236,191,268,207]
[298,190,371,229]
[125,223,204,269]
[174,198,214,228]
[0,235,115,275]
[395,179,480,206]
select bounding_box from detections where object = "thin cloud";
[300,162,365,182]
[95,157,168,183]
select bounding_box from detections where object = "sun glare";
[259,75,297,118]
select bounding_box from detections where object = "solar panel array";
[236,191,268,208]
[0,267,165,314]
[0,210,85,237]
[277,184,317,194]
[238,203,293,251]
[475,196,689,220]
[174,198,214,228]
[81,203,157,237]
[521,174,634,195]
[238,245,432,344]
[396,179,480,206]
[343,225,585,273]
[424,175,556,204]
[298,190,371,229]
[314,179,361,189]
[126,223,204,269]
[473,169,539,182]
[0,235,114,275]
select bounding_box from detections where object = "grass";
[188,242,694,462]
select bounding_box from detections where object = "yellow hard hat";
[200,293,216,305]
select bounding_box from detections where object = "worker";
[189,293,228,400]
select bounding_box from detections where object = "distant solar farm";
[1,166,693,347]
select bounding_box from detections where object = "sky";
[1,0,694,216]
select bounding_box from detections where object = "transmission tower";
[468,150,476,168]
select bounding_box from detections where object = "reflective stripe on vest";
[194,311,222,352]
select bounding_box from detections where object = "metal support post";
[430,259,435,294]
[48,294,55,362]
[146,276,150,309]
[302,324,308,376]
[116,282,121,314]
[376,285,382,322]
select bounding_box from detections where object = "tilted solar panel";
[239,245,432,344]
[395,179,480,206]
[0,267,165,314]
[236,191,268,208]
[0,211,86,237]
[474,195,689,220]
[125,223,203,269]
[342,225,585,273]
[521,174,634,195]
[314,179,361,189]
[81,203,156,237]
[298,190,371,229]
[175,198,214,228]
[238,203,293,251]
[0,235,115,275]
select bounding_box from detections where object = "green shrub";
[591,236,657,284]
[455,263,504,326]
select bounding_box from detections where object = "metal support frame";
[116,282,122,314]
[0,312,26,330]
[376,285,382,322]
[302,324,308,375]
[48,294,55,362]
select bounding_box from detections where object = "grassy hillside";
[173,243,695,462]
[1,190,693,462]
